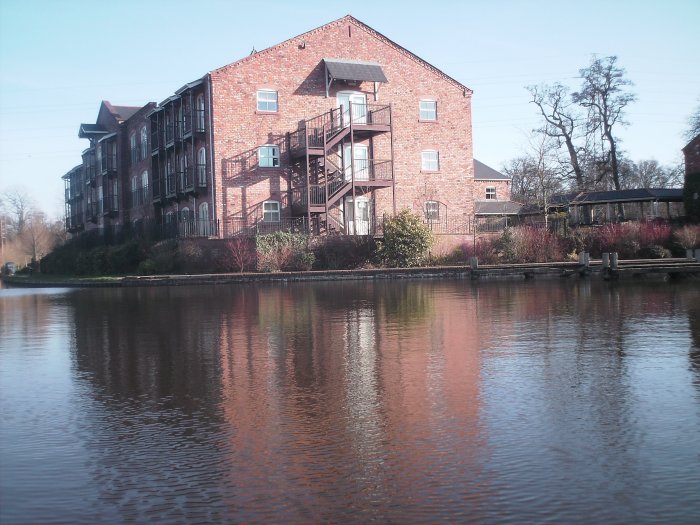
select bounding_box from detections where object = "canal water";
[1,279,699,524]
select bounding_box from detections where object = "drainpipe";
[207,73,217,236]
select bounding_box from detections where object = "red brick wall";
[472,179,512,202]
[684,135,700,176]
[209,17,474,229]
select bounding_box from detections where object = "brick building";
[63,15,479,239]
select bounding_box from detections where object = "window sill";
[421,170,440,174]
[419,119,438,123]
[255,110,280,116]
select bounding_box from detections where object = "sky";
[0,0,698,218]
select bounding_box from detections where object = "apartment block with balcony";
[64,16,480,240]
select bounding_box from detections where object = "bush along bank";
[38,215,700,277]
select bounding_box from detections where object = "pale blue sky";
[1,0,698,216]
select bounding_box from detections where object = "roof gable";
[210,15,472,94]
[474,159,511,181]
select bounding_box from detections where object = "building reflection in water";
[58,278,699,522]
[216,281,491,521]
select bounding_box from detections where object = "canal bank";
[3,257,700,288]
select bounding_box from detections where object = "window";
[486,186,496,200]
[421,150,439,171]
[420,100,437,121]
[197,148,206,185]
[196,94,206,130]
[263,200,280,222]
[258,145,280,167]
[141,170,149,189]
[425,200,440,221]
[257,90,278,112]
[130,134,137,164]
[140,126,148,160]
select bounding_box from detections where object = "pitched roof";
[475,200,524,215]
[550,188,683,206]
[474,159,510,181]
[102,101,142,122]
[324,58,388,82]
[211,15,472,94]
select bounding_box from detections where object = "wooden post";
[602,252,610,269]
[611,252,618,270]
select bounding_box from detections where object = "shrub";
[224,237,257,272]
[312,236,376,269]
[377,209,433,267]
[639,221,672,250]
[464,236,500,265]
[674,225,700,250]
[256,232,313,272]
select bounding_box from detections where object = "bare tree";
[685,100,700,141]
[2,189,34,239]
[528,83,586,190]
[573,56,636,216]
[504,131,564,226]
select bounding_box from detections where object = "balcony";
[165,172,177,199]
[152,175,162,204]
[151,127,162,154]
[102,194,119,217]
[101,154,117,176]
[183,109,205,136]
[87,202,99,223]
[165,124,175,147]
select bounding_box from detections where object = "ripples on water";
[1,280,699,524]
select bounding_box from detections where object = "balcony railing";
[289,103,392,151]
[151,127,161,153]
[221,217,324,237]
[101,154,117,175]
[165,172,177,197]
[184,163,207,192]
[183,109,206,134]
[101,194,119,216]
[160,218,219,239]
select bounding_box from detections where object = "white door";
[337,92,367,126]
[342,144,369,182]
[346,196,371,235]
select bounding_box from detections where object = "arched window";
[140,126,148,160]
[197,147,206,185]
[141,170,149,189]
[425,200,440,221]
[131,175,139,207]
[195,94,205,131]
[198,202,210,236]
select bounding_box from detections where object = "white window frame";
[486,186,497,200]
[419,99,437,121]
[258,145,280,168]
[263,200,280,222]
[256,90,278,112]
[421,150,439,171]
[425,200,440,221]
[140,126,148,160]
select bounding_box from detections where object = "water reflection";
[1,280,698,523]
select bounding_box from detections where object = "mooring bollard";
[602,253,610,269]
[611,252,618,270]
[469,257,479,270]
[579,251,590,267]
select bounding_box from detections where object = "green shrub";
[312,236,376,269]
[377,209,433,267]
[256,232,313,272]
